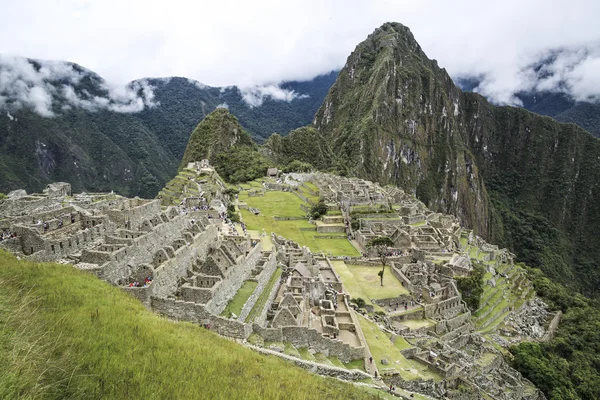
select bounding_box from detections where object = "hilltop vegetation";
[0,251,375,400]
[179,108,271,183]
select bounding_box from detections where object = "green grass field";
[221,280,258,318]
[0,251,379,400]
[246,268,283,323]
[239,188,359,257]
[330,262,409,302]
[356,314,440,382]
[239,191,306,218]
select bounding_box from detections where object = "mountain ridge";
[267,22,600,296]
[0,58,337,197]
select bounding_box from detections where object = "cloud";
[0,0,598,105]
[216,102,229,109]
[240,85,309,107]
[0,55,157,116]
[464,45,600,105]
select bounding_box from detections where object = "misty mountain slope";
[141,71,339,153]
[0,108,176,198]
[458,78,600,138]
[0,58,337,197]
[269,22,600,296]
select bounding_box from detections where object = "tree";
[310,198,328,219]
[283,160,313,173]
[367,236,394,286]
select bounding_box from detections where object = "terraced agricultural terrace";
[0,161,557,399]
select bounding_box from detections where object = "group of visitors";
[0,229,16,241]
[128,276,153,288]
[35,213,74,232]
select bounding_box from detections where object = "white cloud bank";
[240,85,309,107]
[0,55,157,116]
[0,0,598,107]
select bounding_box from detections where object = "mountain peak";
[179,107,253,170]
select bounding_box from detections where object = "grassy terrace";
[298,183,320,203]
[246,267,283,323]
[0,252,377,400]
[356,314,441,382]
[331,261,409,304]
[221,280,258,318]
[239,188,359,257]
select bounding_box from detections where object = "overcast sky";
[1,0,599,106]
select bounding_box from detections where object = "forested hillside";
[0,59,336,197]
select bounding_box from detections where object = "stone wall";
[280,326,363,363]
[254,269,283,327]
[180,285,213,304]
[316,224,345,233]
[424,296,464,319]
[206,243,263,315]
[542,311,562,342]
[122,285,151,305]
[151,297,252,339]
[239,252,277,321]
[88,215,211,284]
[246,345,372,381]
[0,196,56,217]
[391,264,419,295]
[152,225,218,298]
[435,312,472,335]
[32,223,109,261]
[106,199,161,230]
[252,325,283,342]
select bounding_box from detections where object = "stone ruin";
[0,169,555,399]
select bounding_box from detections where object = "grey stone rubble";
[0,165,555,399]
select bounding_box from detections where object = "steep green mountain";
[180,108,270,183]
[139,71,338,157]
[270,22,600,296]
[0,59,336,197]
[0,107,175,198]
[312,22,490,234]
[263,126,335,171]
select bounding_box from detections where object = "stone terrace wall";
[123,285,151,305]
[87,215,200,283]
[252,325,363,363]
[152,225,219,298]
[542,311,563,342]
[0,196,56,217]
[106,199,161,230]
[254,270,283,327]
[151,297,252,339]
[247,345,372,381]
[435,312,472,335]
[30,223,109,261]
[239,252,277,322]
[206,243,263,315]
[281,326,363,363]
